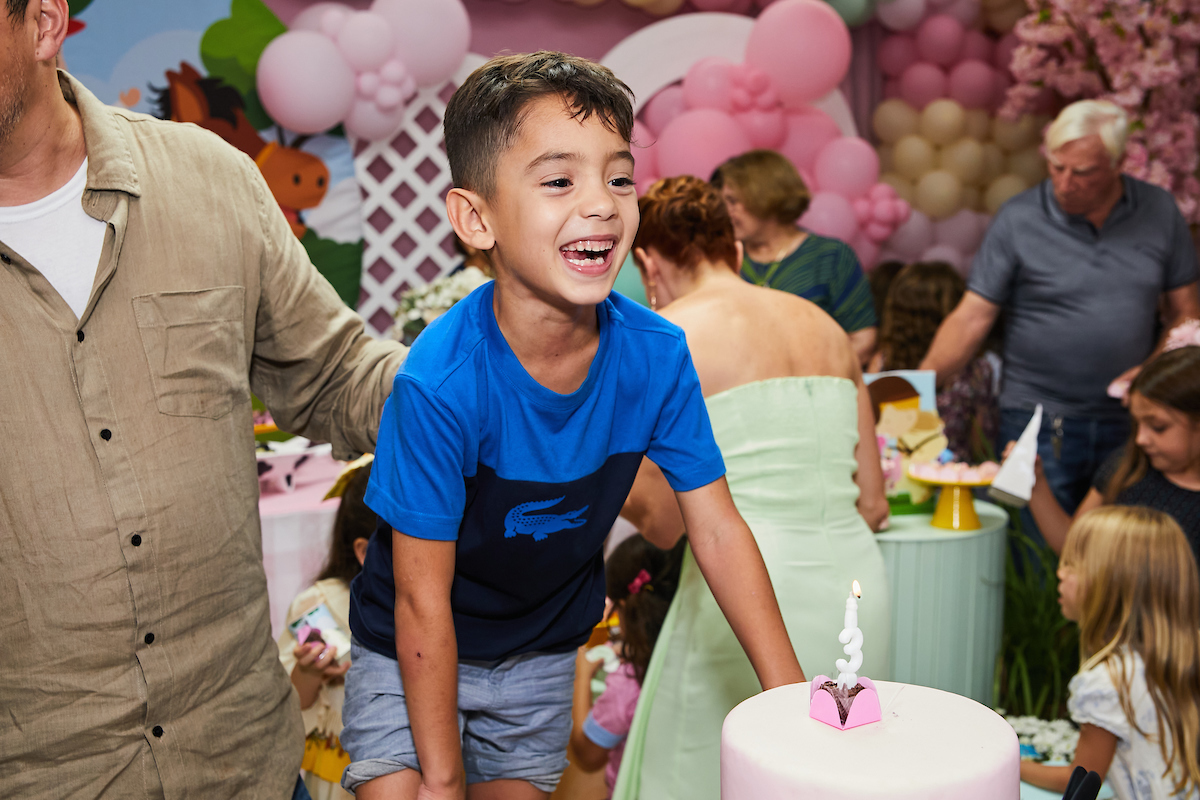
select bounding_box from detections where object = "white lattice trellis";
[352,55,488,337]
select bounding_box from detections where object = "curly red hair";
[633,176,739,272]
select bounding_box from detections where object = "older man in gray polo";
[921,100,1200,548]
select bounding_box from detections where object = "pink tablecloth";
[259,456,343,638]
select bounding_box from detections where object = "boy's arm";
[1019,724,1117,793]
[393,530,466,799]
[676,478,805,690]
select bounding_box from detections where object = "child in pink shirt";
[570,535,687,796]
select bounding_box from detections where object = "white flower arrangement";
[392,266,492,344]
[1005,714,1080,763]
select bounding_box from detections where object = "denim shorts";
[339,639,575,794]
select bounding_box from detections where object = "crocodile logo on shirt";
[503,497,589,542]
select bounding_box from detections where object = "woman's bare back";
[661,275,859,398]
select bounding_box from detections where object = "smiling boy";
[340,52,803,800]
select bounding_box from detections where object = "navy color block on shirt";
[352,282,725,663]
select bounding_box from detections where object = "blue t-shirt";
[352,282,725,662]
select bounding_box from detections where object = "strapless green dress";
[612,377,891,800]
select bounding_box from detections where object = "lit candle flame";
[852,580,861,598]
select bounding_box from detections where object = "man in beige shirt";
[0,3,406,798]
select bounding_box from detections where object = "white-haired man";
[921,99,1200,549]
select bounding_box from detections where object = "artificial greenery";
[993,516,1079,719]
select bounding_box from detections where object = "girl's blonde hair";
[1061,506,1200,794]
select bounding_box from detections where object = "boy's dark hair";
[605,534,687,684]
[443,51,634,198]
[317,463,376,585]
[6,0,28,23]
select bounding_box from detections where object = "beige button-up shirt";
[0,74,406,800]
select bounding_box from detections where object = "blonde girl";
[1021,506,1200,798]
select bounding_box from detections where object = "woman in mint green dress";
[613,177,891,800]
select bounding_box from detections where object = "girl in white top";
[277,459,375,800]
[1021,505,1200,799]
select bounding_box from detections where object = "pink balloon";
[948,60,996,109]
[814,137,880,199]
[878,35,918,77]
[871,198,899,224]
[745,0,851,108]
[892,198,912,223]
[960,30,994,63]
[868,183,897,201]
[656,109,752,180]
[735,109,787,148]
[899,62,948,109]
[864,220,894,243]
[632,119,655,150]
[799,192,859,242]
[371,0,470,88]
[883,79,901,99]
[258,31,356,134]
[994,33,1019,73]
[642,85,686,136]
[851,234,881,268]
[683,57,737,113]
[933,208,986,254]
[778,107,841,173]
[345,97,408,140]
[921,243,968,276]
[336,11,396,72]
[942,0,981,26]
[292,2,350,32]
[634,150,660,195]
[853,197,873,224]
[886,209,934,258]
[876,0,927,32]
[915,15,965,67]
[990,70,1012,111]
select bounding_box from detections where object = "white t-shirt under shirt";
[0,158,106,319]
[1068,650,1199,800]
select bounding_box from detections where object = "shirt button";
[152,726,164,738]
[144,633,155,645]
[77,330,85,342]
[100,429,112,441]
[131,534,142,546]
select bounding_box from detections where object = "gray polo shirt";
[968,175,1197,418]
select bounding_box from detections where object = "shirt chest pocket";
[133,287,249,419]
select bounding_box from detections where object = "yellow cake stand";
[906,469,992,531]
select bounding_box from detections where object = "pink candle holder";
[809,675,882,730]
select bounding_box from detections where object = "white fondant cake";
[721,681,1018,799]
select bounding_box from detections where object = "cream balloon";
[962,184,982,211]
[872,98,921,144]
[918,98,966,146]
[984,173,1028,214]
[915,169,964,219]
[878,144,896,174]
[992,114,1039,152]
[980,141,1006,184]
[1007,145,1047,185]
[879,171,916,204]
[893,134,937,181]
[938,137,984,184]
[963,108,990,140]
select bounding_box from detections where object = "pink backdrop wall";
[263,0,656,62]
